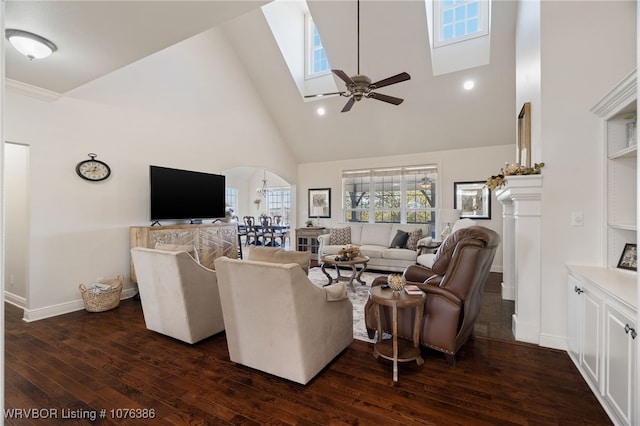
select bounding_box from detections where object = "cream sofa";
[317,223,431,273]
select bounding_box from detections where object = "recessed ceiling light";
[5,29,57,60]
[317,107,326,116]
[463,80,475,90]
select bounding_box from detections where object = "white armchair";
[130,247,225,344]
[214,256,353,384]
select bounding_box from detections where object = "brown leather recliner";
[364,226,501,365]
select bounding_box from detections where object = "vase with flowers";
[387,274,406,294]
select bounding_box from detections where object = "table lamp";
[439,208,460,241]
[313,207,324,227]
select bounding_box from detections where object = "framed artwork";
[518,102,531,167]
[617,243,637,271]
[454,181,491,220]
[308,188,331,218]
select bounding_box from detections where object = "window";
[433,0,489,48]
[225,188,237,216]
[305,15,330,78]
[342,166,438,235]
[266,187,291,223]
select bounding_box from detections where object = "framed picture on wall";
[454,181,491,220]
[518,102,532,167]
[617,243,637,271]
[308,188,331,218]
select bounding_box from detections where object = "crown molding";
[590,68,637,119]
[5,78,61,102]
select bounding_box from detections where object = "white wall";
[4,143,29,306]
[296,144,514,270]
[516,1,636,348]
[5,26,297,320]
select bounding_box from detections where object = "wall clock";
[75,153,111,182]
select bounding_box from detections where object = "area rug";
[307,267,383,343]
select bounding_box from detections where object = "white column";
[500,199,516,301]
[496,175,543,344]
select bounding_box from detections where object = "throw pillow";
[329,227,351,245]
[405,228,423,251]
[389,230,409,248]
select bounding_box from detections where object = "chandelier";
[256,170,270,198]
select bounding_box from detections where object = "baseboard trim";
[512,314,540,345]
[21,288,138,322]
[4,291,26,309]
[501,282,515,300]
[539,333,567,351]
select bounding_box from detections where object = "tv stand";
[151,220,161,227]
[130,222,237,282]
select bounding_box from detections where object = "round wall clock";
[76,153,111,182]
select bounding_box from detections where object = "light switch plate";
[571,212,584,226]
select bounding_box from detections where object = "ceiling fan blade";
[304,92,346,98]
[332,69,355,86]
[368,92,404,105]
[371,72,411,89]
[341,97,356,112]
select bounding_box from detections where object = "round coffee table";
[320,255,370,291]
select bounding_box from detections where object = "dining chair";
[273,215,290,248]
[260,216,278,247]
[235,217,247,258]
[243,216,261,246]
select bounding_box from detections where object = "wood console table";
[130,223,237,282]
[295,227,326,254]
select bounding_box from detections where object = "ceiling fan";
[305,0,410,113]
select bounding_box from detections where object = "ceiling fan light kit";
[6,29,58,60]
[305,0,410,112]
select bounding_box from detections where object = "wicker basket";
[79,274,124,312]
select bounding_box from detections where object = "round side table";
[369,285,426,382]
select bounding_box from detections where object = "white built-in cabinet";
[591,68,637,268]
[565,69,638,426]
[567,266,636,426]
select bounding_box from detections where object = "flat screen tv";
[150,165,226,222]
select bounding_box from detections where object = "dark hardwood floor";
[5,300,611,425]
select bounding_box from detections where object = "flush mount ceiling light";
[6,29,57,60]
[463,80,475,90]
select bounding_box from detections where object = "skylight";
[434,0,488,47]
[306,15,330,78]
[425,0,492,76]
[262,0,338,101]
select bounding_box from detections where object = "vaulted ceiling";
[4,0,517,163]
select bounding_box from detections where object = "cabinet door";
[567,275,583,363]
[581,286,602,392]
[604,301,636,426]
